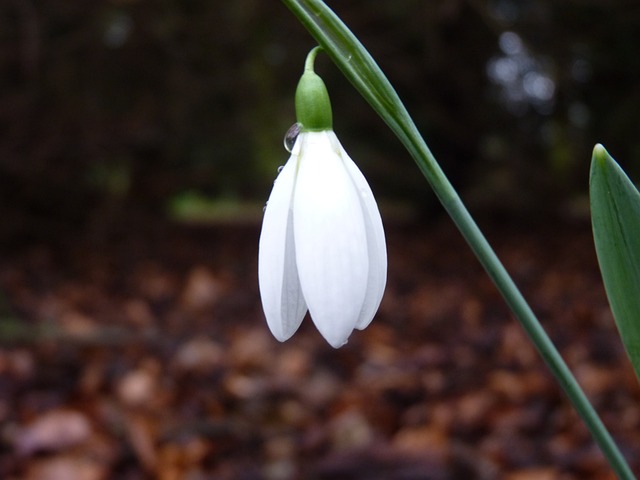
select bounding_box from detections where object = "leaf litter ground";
[0,218,639,479]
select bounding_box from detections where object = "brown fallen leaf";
[14,410,92,456]
[25,454,106,480]
[180,266,225,312]
[504,466,560,480]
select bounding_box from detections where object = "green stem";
[416,143,636,480]
[304,45,322,72]
[281,0,636,478]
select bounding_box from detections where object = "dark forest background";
[1,0,640,240]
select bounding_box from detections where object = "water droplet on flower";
[283,123,301,152]
[277,165,284,173]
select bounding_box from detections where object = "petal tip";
[265,322,295,343]
[327,337,349,349]
[317,326,352,348]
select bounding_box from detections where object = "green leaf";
[590,143,640,379]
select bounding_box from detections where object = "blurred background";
[1,0,640,239]
[1,1,640,479]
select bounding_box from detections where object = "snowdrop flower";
[258,47,387,348]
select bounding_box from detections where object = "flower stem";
[281,0,636,478]
[304,45,323,72]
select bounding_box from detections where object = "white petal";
[331,132,387,330]
[258,151,307,342]
[293,131,369,347]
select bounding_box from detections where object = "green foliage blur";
[1,0,639,238]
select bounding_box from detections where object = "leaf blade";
[590,143,640,379]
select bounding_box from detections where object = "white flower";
[258,129,387,348]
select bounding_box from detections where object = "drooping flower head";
[258,47,387,348]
